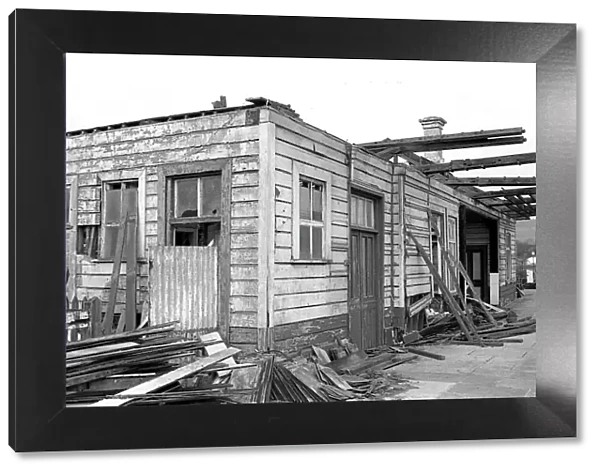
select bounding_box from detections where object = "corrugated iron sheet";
[149,246,218,337]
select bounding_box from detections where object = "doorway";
[349,191,382,350]
[467,245,488,301]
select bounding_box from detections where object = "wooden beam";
[443,177,536,187]
[375,136,526,157]
[416,153,536,174]
[360,127,525,149]
[471,187,537,199]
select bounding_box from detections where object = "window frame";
[292,162,332,263]
[96,169,146,261]
[100,180,139,260]
[157,160,229,248]
[429,210,446,294]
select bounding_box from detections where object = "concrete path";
[383,290,536,400]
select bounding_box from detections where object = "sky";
[66,54,536,182]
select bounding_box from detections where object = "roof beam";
[416,153,536,174]
[471,186,537,199]
[444,177,536,187]
[361,127,525,149]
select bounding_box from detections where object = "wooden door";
[467,246,488,302]
[349,228,381,349]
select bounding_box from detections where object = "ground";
[381,290,536,400]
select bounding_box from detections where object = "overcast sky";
[66,54,536,180]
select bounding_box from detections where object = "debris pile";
[66,323,251,406]
[408,297,536,348]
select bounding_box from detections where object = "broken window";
[299,178,325,259]
[102,181,138,259]
[170,174,222,247]
[77,225,99,259]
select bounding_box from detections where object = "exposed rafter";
[471,187,536,200]
[443,177,536,187]
[360,127,526,157]
[416,152,536,174]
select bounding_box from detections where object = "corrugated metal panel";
[149,246,218,338]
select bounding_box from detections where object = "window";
[430,212,445,292]
[299,178,324,259]
[351,195,375,229]
[66,186,71,226]
[77,226,99,258]
[448,216,458,282]
[506,231,513,281]
[102,181,138,259]
[169,174,222,247]
[292,163,331,262]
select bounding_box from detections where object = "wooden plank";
[92,347,241,407]
[125,217,137,332]
[102,212,129,335]
[66,342,140,360]
[471,187,537,200]
[443,177,536,187]
[417,153,536,174]
[406,347,446,360]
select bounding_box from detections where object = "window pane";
[312,183,323,222]
[357,197,365,227]
[351,234,360,298]
[104,226,120,258]
[299,225,311,259]
[365,200,374,228]
[472,252,482,280]
[351,196,358,225]
[176,178,198,217]
[300,181,311,220]
[202,175,221,216]
[123,188,138,218]
[312,226,323,259]
[66,187,70,223]
[449,217,457,240]
[199,222,221,247]
[105,188,122,223]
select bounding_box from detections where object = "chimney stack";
[212,96,228,109]
[419,116,447,163]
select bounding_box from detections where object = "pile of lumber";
[410,303,536,347]
[67,325,251,406]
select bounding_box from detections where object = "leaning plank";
[125,217,138,332]
[200,331,236,378]
[103,212,129,334]
[406,230,475,341]
[93,347,241,407]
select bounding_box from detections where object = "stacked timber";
[67,325,250,406]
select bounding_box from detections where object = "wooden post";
[103,211,129,335]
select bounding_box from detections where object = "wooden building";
[66,99,534,352]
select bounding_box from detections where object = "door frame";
[466,245,489,302]
[348,186,384,349]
